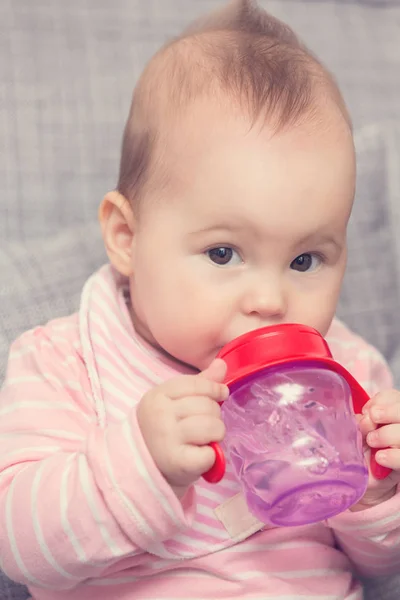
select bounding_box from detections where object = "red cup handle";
[202,442,226,483]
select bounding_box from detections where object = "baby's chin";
[170,347,224,373]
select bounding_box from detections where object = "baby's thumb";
[199,358,227,383]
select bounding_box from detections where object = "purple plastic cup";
[221,362,368,526]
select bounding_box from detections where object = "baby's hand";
[353,390,400,510]
[137,359,229,497]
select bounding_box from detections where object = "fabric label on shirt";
[215,493,264,539]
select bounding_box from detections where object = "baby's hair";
[117,0,349,208]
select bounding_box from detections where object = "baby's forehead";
[153,109,354,228]
[161,90,352,170]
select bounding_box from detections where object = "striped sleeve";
[328,491,400,576]
[0,327,195,590]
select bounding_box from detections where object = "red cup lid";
[216,323,369,415]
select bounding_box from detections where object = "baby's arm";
[0,328,194,590]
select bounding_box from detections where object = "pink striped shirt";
[1,264,400,600]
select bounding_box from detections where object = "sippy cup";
[203,324,391,527]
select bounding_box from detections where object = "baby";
[1,1,400,599]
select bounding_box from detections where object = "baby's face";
[128,103,355,370]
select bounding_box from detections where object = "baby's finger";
[174,444,217,481]
[179,415,225,445]
[367,423,400,448]
[369,401,400,425]
[174,396,222,420]
[363,390,400,414]
[357,413,377,438]
[199,359,227,383]
[163,376,229,401]
[374,448,400,471]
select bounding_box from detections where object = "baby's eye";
[206,246,242,266]
[290,253,322,273]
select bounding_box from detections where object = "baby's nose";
[241,278,287,321]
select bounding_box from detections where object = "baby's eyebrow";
[189,223,246,236]
[297,233,343,251]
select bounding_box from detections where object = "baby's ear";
[99,191,136,277]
